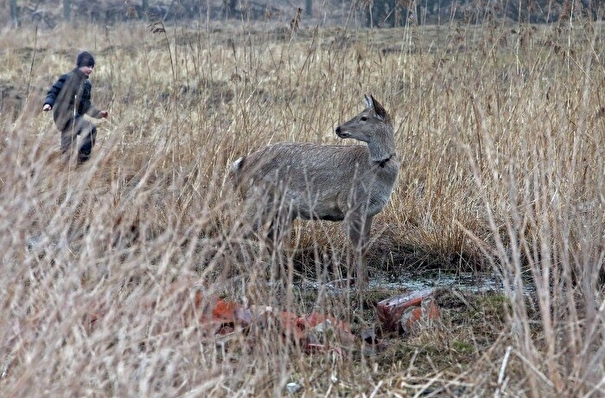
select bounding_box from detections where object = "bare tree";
[63,0,70,21]
[305,0,312,17]
[10,0,19,27]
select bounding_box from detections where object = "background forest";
[5,0,603,29]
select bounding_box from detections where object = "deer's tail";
[230,156,246,191]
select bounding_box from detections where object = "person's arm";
[83,102,101,117]
[84,104,108,118]
[43,74,68,111]
[81,81,108,118]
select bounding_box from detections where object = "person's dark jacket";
[44,68,102,131]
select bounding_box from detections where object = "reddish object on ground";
[297,312,355,346]
[280,311,306,343]
[212,299,239,323]
[85,282,358,353]
[400,297,440,333]
[297,312,350,331]
[376,288,439,332]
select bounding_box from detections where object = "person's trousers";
[61,116,97,164]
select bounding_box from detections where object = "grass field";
[1,14,604,397]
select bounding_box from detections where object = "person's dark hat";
[76,51,95,68]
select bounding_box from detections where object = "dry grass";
[1,15,604,397]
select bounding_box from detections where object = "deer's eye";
[360,116,367,121]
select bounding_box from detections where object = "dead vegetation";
[0,15,604,397]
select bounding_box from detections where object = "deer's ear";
[370,95,387,120]
[364,94,373,109]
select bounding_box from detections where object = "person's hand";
[99,110,108,118]
[43,104,52,112]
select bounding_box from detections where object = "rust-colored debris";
[376,288,440,333]
[86,283,440,352]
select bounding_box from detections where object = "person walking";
[43,51,108,165]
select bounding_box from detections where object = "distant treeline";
[7,0,604,28]
[367,0,601,27]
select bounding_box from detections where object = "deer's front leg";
[344,214,373,288]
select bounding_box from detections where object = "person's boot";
[77,152,90,165]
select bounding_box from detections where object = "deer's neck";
[367,126,396,167]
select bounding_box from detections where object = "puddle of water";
[369,272,508,293]
[303,272,535,295]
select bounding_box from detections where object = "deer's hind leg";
[240,187,295,284]
[241,187,296,252]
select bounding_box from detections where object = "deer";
[230,95,400,286]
